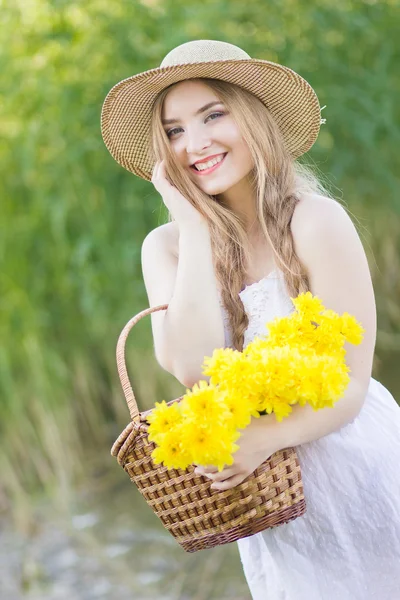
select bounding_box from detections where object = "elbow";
[168,362,204,389]
[172,364,203,389]
[154,350,194,388]
[154,345,174,375]
[155,341,211,389]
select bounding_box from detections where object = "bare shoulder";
[291,192,351,234]
[142,221,179,246]
[290,193,359,274]
[142,221,179,257]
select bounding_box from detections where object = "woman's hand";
[151,160,206,227]
[194,415,278,491]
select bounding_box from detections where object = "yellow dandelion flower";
[291,291,325,318]
[265,317,298,347]
[285,352,320,407]
[263,347,298,391]
[321,359,350,397]
[147,400,183,443]
[181,380,230,426]
[205,354,265,414]
[244,336,270,358]
[340,313,365,345]
[221,357,256,391]
[307,311,340,352]
[151,425,192,470]
[183,423,240,471]
[320,308,340,322]
[271,400,294,422]
[223,393,254,430]
[201,347,244,385]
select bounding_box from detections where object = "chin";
[201,186,228,196]
[198,179,234,196]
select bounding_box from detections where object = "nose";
[185,125,212,156]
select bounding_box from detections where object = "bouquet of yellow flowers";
[148,292,364,472]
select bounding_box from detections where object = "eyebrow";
[162,101,223,126]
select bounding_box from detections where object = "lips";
[190,153,227,175]
[191,153,226,167]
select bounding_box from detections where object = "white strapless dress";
[219,269,400,600]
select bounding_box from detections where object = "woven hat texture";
[101,40,323,181]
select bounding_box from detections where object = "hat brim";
[101,58,321,181]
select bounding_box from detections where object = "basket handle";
[116,304,168,422]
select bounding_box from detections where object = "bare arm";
[262,196,376,453]
[141,222,225,388]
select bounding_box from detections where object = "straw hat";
[101,39,325,181]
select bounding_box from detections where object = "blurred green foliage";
[1,0,399,520]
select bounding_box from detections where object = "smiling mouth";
[190,153,227,176]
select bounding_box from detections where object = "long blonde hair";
[150,78,336,351]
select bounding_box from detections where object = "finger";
[192,463,216,470]
[211,473,245,491]
[203,465,219,474]
[194,465,219,476]
[208,467,237,482]
[158,160,167,179]
[159,159,175,186]
[151,160,160,182]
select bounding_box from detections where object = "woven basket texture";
[111,304,307,552]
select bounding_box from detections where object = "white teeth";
[194,154,225,171]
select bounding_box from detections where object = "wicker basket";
[111,304,307,552]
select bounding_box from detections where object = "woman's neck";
[217,176,258,232]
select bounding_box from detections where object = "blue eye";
[166,126,182,138]
[166,112,225,138]
[205,112,224,122]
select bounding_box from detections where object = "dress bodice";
[219,269,295,349]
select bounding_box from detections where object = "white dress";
[219,269,400,600]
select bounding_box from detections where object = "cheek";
[221,126,252,163]
[233,138,253,169]
[169,140,187,165]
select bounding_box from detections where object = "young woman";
[101,40,400,599]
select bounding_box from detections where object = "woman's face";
[161,80,254,196]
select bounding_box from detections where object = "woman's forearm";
[163,222,225,387]
[256,376,368,456]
